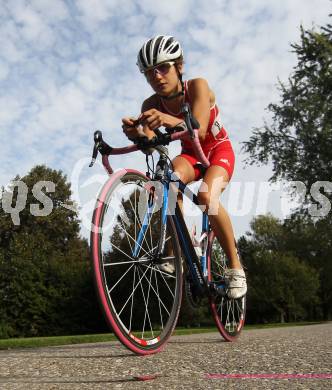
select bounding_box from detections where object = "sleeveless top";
[158,80,231,152]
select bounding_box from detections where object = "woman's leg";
[197,165,241,267]
[158,156,196,272]
[171,155,196,212]
[197,165,246,298]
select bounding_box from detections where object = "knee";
[197,191,210,207]
[173,170,185,182]
[172,156,195,184]
[197,191,220,214]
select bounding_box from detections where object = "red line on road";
[133,374,159,381]
[206,373,332,379]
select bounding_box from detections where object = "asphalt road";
[0,323,331,390]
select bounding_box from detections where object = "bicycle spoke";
[108,263,134,294]
[129,266,136,332]
[235,298,244,314]
[228,301,236,332]
[115,223,151,258]
[146,267,154,332]
[141,263,176,294]
[208,232,245,340]
[142,262,177,280]
[225,301,233,332]
[92,172,183,353]
[215,259,224,275]
[103,257,150,267]
[155,267,176,281]
[118,266,150,317]
[105,242,138,263]
[154,266,164,329]
[157,268,176,298]
[137,266,154,339]
[137,266,171,316]
[118,218,134,253]
[136,202,157,259]
[211,269,223,279]
[128,193,153,255]
[145,236,172,260]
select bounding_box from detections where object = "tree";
[242,19,332,210]
[0,165,105,338]
[282,215,332,319]
[241,18,332,320]
[239,215,320,323]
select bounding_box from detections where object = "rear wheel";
[207,230,246,341]
[91,170,183,354]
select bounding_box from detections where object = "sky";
[0,0,331,238]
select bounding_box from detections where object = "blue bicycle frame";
[132,158,210,295]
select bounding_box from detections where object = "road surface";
[0,323,331,389]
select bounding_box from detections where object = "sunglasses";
[144,61,175,79]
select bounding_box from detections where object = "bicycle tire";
[91,169,183,355]
[207,230,246,341]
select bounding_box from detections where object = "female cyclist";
[122,35,247,299]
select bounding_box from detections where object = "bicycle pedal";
[209,282,226,297]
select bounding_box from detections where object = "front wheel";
[91,170,183,355]
[207,230,246,341]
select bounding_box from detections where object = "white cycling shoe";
[224,268,247,299]
[156,261,175,275]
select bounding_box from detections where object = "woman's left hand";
[139,109,180,130]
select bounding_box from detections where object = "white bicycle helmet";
[137,35,183,73]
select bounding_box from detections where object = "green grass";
[0,321,324,350]
[0,333,117,350]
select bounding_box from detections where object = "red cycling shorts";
[179,140,235,181]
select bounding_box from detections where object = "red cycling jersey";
[159,80,235,180]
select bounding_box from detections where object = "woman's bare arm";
[187,78,212,142]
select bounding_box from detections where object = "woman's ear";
[177,62,184,75]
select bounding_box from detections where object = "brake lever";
[181,103,200,139]
[89,144,98,167]
[89,130,114,167]
[89,130,103,167]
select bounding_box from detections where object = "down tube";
[173,204,204,290]
[200,213,209,277]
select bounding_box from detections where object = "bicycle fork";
[132,183,169,259]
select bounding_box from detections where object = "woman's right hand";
[122,117,145,140]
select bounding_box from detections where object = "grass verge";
[0,321,324,350]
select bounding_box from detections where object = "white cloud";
[29,0,69,21]
[138,0,193,28]
[0,0,330,237]
[36,83,89,131]
[8,3,56,48]
[0,96,24,127]
[76,59,108,93]
[0,61,9,81]
[75,0,118,26]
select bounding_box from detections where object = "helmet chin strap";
[158,66,184,100]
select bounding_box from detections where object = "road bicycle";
[89,103,246,355]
